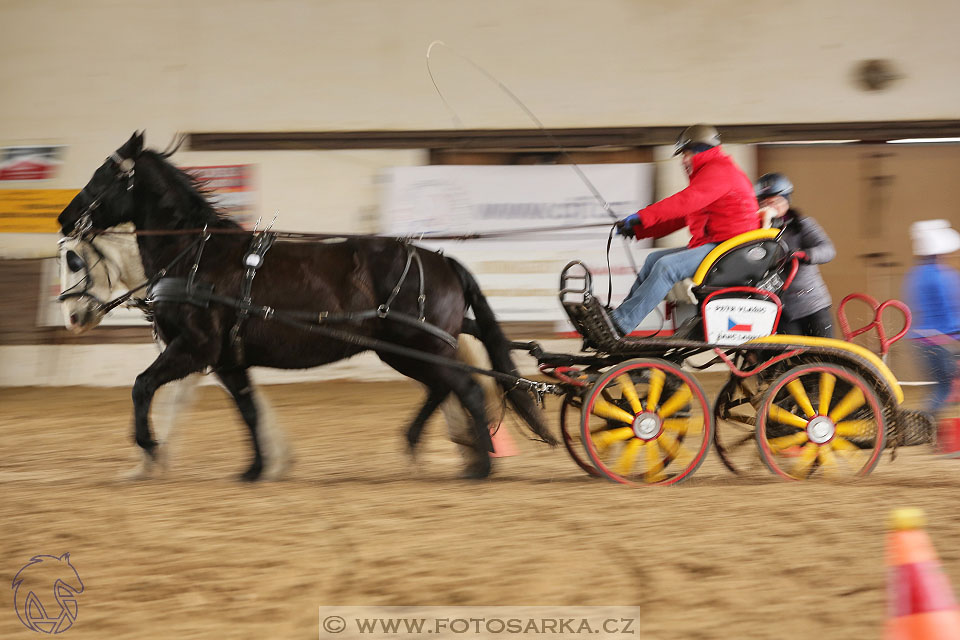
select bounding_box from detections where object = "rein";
[84,232,209,316]
[64,221,622,350]
[76,220,617,241]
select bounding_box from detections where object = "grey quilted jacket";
[778,211,835,320]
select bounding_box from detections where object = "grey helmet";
[755,172,794,202]
[673,123,721,156]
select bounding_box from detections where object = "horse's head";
[58,131,144,236]
[58,224,146,333]
[59,131,232,238]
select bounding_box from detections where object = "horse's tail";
[447,257,558,446]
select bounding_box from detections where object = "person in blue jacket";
[902,219,960,416]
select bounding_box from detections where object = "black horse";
[58,132,555,480]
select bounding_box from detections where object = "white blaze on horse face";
[58,224,145,333]
[59,238,102,333]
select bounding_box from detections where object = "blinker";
[66,249,85,273]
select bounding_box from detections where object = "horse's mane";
[139,149,241,230]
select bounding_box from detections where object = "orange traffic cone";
[489,423,517,458]
[886,508,960,639]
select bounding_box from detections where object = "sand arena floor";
[2,377,960,639]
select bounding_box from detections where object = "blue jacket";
[901,261,960,338]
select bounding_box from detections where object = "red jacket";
[634,146,759,247]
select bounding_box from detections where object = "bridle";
[56,236,120,311]
[61,149,213,319]
[73,151,136,239]
[59,150,137,312]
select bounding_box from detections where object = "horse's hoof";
[459,457,492,480]
[406,439,422,462]
[239,462,264,482]
[262,451,293,481]
[135,437,159,458]
[121,465,152,481]
[120,450,159,480]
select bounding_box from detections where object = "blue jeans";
[914,341,959,416]
[611,243,718,333]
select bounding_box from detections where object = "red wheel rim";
[580,359,713,486]
[560,394,602,477]
[757,364,885,481]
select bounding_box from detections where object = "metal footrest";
[562,297,623,352]
[559,260,623,352]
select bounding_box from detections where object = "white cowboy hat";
[910,219,960,256]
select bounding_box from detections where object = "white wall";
[3,0,956,134]
[2,0,958,252]
[1,1,955,385]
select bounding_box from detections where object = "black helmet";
[673,123,721,156]
[755,172,794,202]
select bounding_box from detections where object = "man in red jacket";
[608,124,760,336]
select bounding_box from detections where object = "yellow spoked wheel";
[757,364,886,481]
[580,359,712,486]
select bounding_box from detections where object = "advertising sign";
[183,164,256,229]
[0,189,78,233]
[379,163,661,330]
[0,146,65,181]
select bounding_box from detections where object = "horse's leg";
[445,373,494,479]
[377,352,493,478]
[155,374,200,471]
[405,386,451,454]
[248,386,292,481]
[441,335,500,472]
[213,367,266,482]
[124,375,199,480]
[439,391,491,474]
[131,339,207,465]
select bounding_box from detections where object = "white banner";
[379,164,666,330]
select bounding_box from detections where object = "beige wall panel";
[1,0,959,137]
[758,143,960,379]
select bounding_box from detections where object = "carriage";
[57,133,933,486]
[529,228,931,485]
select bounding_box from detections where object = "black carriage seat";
[670,228,788,340]
[560,229,790,350]
[691,228,787,294]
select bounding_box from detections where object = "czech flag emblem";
[728,317,753,332]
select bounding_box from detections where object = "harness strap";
[380,244,415,315]
[379,243,429,323]
[185,226,211,292]
[282,308,458,348]
[97,232,209,315]
[229,231,276,360]
[268,311,552,395]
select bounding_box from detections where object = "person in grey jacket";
[755,173,836,338]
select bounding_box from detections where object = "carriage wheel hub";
[806,416,835,444]
[632,412,662,441]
